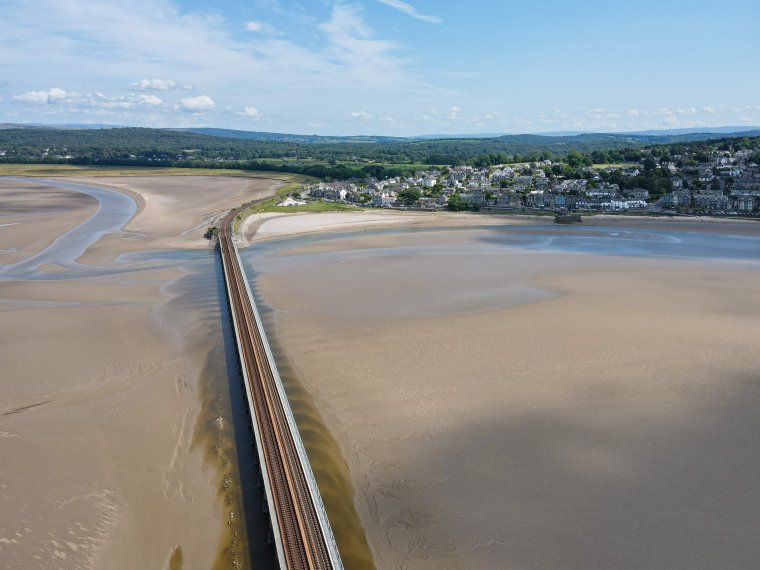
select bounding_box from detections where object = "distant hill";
[176,126,760,147]
[4,123,760,142]
[2,126,759,174]
[622,126,760,136]
[173,127,407,144]
[0,123,126,130]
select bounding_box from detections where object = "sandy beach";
[0,175,278,569]
[248,212,760,569]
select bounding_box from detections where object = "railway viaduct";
[218,204,343,570]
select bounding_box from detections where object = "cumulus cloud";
[130,78,177,91]
[376,0,442,24]
[245,21,262,31]
[135,94,163,106]
[702,106,716,113]
[237,105,262,118]
[14,87,164,111]
[179,95,216,112]
[14,87,68,104]
[350,110,374,120]
[446,106,462,119]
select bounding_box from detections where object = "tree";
[397,187,421,206]
[447,193,465,211]
[566,150,584,168]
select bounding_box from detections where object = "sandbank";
[244,209,534,244]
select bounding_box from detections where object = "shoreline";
[246,209,760,245]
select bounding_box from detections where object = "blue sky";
[1,0,759,135]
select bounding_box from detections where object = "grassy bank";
[258,201,363,214]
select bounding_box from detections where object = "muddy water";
[248,279,376,570]
[159,248,277,570]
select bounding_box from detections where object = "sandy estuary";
[0,175,278,569]
[243,212,760,570]
[4,182,760,570]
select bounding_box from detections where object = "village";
[298,148,760,216]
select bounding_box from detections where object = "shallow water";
[249,222,760,266]
[243,222,760,324]
[0,177,137,279]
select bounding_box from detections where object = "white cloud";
[137,94,163,106]
[376,0,442,24]
[237,105,262,118]
[702,106,716,114]
[179,95,216,112]
[350,110,374,120]
[244,20,279,34]
[130,78,178,91]
[1,0,416,129]
[319,4,404,88]
[14,87,67,104]
[87,92,158,109]
[446,105,462,119]
[13,87,165,111]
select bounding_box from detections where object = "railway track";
[219,203,342,570]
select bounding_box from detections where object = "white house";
[277,197,307,207]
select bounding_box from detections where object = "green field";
[0,163,314,184]
[590,163,638,170]
[258,201,363,213]
[252,157,440,170]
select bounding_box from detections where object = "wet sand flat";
[0,176,277,569]
[72,175,281,265]
[250,218,760,569]
[0,179,99,265]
